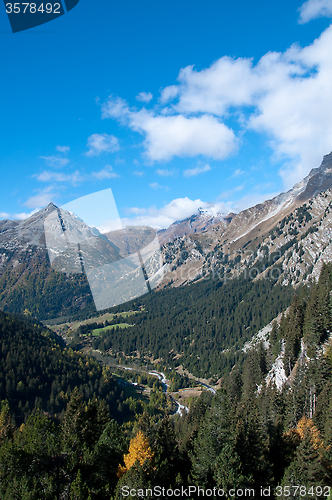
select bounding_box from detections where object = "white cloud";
[156,169,176,177]
[136,113,237,161]
[248,27,332,187]
[12,209,39,220]
[167,57,258,116]
[56,145,70,153]
[160,85,179,103]
[232,169,245,177]
[121,197,232,229]
[0,212,9,219]
[102,98,237,161]
[40,156,69,168]
[149,182,164,189]
[36,170,84,185]
[183,164,211,177]
[102,24,332,188]
[91,165,120,180]
[86,133,120,156]
[167,26,332,188]
[36,166,120,184]
[126,207,147,215]
[24,187,56,209]
[102,97,129,121]
[136,92,153,103]
[133,170,144,176]
[298,0,332,23]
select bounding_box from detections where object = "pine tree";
[91,420,127,493]
[0,400,14,446]
[69,469,91,500]
[214,443,251,491]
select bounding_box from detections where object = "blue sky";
[1,0,332,228]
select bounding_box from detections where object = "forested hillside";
[90,274,294,378]
[0,249,95,320]
[1,264,332,498]
[0,311,152,425]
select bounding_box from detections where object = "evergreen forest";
[1,264,332,498]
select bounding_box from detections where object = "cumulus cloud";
[167,57,258,116]
[126,207,147,215]
[36,170,84,185]
[156,169,176,177]
[248,28,332,187]
[183,164,211,177]
[24,187,56,209]
[102,97,129,121]
[121,197,232,229]
[136,92,153,103]
[135,113,237,161]
[298,0,332,23]
[149,182,165,189]
[56,145,70,153]
[13,209,39,220]
[102,98,237,161]
[165,26,332,188]
[35,166,120,185]
[91,165,120,180]
[232,169,245,177]
[40,156,69,168]
[0,209,42,220]
[86,133,120,156]
[160,85,179,103]
[101,24,332,188]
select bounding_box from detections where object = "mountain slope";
[0,205,95,319]
[158,209,228,245]
[0,310,133,424]
[161,152,332,288]
[0,152,332,319]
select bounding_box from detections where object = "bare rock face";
[158,210,228,246]
[0,203,57,251]
[297,152,332,200]
[159,153,332,288]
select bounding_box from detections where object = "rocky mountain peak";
[297,151,332,201]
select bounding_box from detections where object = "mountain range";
[162,151,332,288]
[0,152,332,319]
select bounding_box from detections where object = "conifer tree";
[214,443,250,491]
[0,400,14,446]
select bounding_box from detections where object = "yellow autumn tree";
[117,430,154,477]
[296,416,325,451]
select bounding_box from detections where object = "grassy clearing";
[48,309,141,334]
[92,323,134,336]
